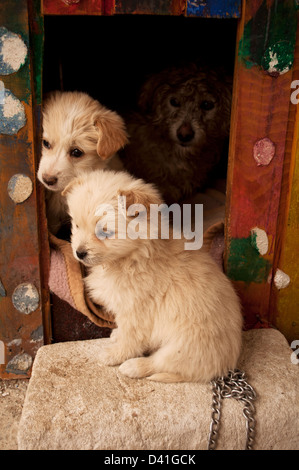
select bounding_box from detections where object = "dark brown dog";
[121,64,232,203]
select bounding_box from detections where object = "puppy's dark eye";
[200,100,215,111]
[43,139,51,149]
[70,148,84,158]
[170,98,180,108]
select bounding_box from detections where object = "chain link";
[208,369,257,450]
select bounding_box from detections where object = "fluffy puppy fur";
[63,170,242,383]
[37,91,128,234]
[121,64,232,203]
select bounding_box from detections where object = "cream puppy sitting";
[37,91,128,234]
[63,170,243,383]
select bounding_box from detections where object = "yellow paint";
[276,105,299,342]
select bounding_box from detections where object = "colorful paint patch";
[12,283,39,314]
[274,269,290,290]
[0,85,26,134]
[0,26,27,75]
[186,0,241,18]
[5,352,32,374]
[238,0,297,73]
[262,41,294,76]
[227,236,271,283]
[253,138,275,166]
[7,174,33,204]
[251,227,268,256]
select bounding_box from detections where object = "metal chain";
[208,369,257,450]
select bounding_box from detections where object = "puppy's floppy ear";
[118,185,163,216]
[95,109,129,160]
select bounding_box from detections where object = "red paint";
[43,0,103,15]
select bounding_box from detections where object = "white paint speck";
[3,94,23,118]
[251,227,269,255]
[267,48,291,75]
[268,50,279,72]
[274,269,290,290]
[1,32,27,72]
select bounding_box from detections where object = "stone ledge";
[17,329,299,450]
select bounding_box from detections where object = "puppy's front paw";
[100,346,122,366]
[119,357,152,379]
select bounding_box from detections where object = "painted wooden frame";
[0,0,50,379]
[225,0,298,342]
[42,0,241,17]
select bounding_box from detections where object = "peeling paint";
[30,325,43,342]
[5,352,32,374]
[186,0,241,18]
[0,26,27,75]
[262,42,294,76]
[7,174,33,204]
[251,227,269,255]
[7,338,22,347]
[274,269,290,290]
[253,138,275,166]
[239,1,297,73]
[12,283,39,314]
[0,85,26,135]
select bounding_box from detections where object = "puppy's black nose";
[42,174,58,186]
[76,250,87,260]
[177,123,195,143]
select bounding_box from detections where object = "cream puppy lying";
[63,170,242,383]
[37,91,128,234]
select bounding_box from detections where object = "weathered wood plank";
[271,112,299,343]
[28,0,52,345]
[0,0,44,378]
[225,0,298,329]
[267,20,299,343]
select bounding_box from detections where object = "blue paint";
[0,87,26,135]
[187,0,241,18]
[0,279,6,297]
[0,26,27,75]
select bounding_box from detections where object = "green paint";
[239,0,297,74]
[28,0,44,106]
[227,236,271,284]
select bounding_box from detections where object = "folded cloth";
[48,232,117,329]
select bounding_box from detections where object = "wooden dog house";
[0,0,298,379]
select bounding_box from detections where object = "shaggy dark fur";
[121,64,232,203]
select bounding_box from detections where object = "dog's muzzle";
[176,122,195,144]
[42,173,58,187]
